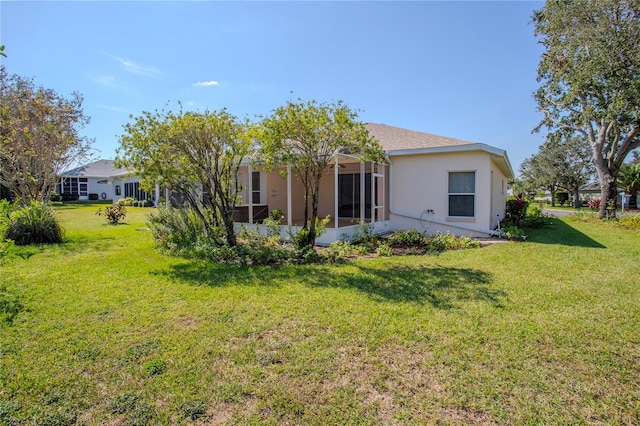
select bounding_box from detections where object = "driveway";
[543,208,578,217]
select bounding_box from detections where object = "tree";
[553,135,595,208]
[533,0,640,218]
[0,66,93,203]
[258,99,384,247]
[117,107,253,247]
[618,163,640,208]
[519,143,563,206]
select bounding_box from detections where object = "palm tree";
[618,163,640,209]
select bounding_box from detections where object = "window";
[61,177,88,196]
[251,172,261,204]
[115,185,121,196]
[448,171,475,217]
[124,182,151,201]
[97,179,108,184]
[338,173,373,218]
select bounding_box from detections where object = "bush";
[555,191,569,206]
[49,193,62,202]
[349,222,379,251]
[617,213,640,231]
[588,198,602,210]
[503,224,526,241]
[505,195,528,226]
[88,193,99,201]
[61,193,79,201]
[117,197,135,206]
[387,228,428,247]
[96,204,127,225]
[324,240,368,262]
[523,204,550,228]
[269,208,284,222]
[147,207,224,255]
[142,199,155,207]
[5,201,64,245]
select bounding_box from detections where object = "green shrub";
[5,201,64,245]
[269,208,284,222]
[376,242,392,257]
[387,228,427,246]
[147,207,223,255]
[324,240,368,262]
[117,197,136,206]
[555,191,569,206]
[49,193,62,202]
[96,204,127,225]
[142,199,155,207]
[426,232,480,252]
[503,224,526,241]
[237,228,288,265]
[617,213,640,231]
[523,204,551,228]
[349,222,379,251]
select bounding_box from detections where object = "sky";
[1,0,546,175]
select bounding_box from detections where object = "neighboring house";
[579,180,639,208]
[57,159,152,203]
[235,123,514,244]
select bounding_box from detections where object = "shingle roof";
[61,159,129,178]
[364,123,475,152]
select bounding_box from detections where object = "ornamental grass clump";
[5,201,64,245]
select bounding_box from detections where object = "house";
[63,124,514,243]
[235,123,514,244]
[56,159,152,203]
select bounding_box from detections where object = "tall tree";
[553,135,595,208]
[0,66,93,203]
[519,143,563,206]
[533,0,640,218]
[117,107,253,246]
[258,99,384,247]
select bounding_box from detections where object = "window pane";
[449,195,474,217]
[252,172,260,189]
[449,172,475,194]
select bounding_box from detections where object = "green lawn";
[1,204,639,425]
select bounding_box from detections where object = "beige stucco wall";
[389,150,508,237]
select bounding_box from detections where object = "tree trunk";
[307,180,321,247]
[597,175,617,219]
[573,187,581,208]
[550,188,556,207]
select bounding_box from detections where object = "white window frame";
[448,171,476,218]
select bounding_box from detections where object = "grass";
[1,204,639,424]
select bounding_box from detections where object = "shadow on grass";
[526,218,605,248]
[162,261,504,309]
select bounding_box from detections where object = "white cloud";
[193,80,219,87]
[105,53,166,77]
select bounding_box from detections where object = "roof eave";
[387,143,514,178]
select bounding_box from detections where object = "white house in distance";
[56,159,151,202]
[60,123,514,243]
